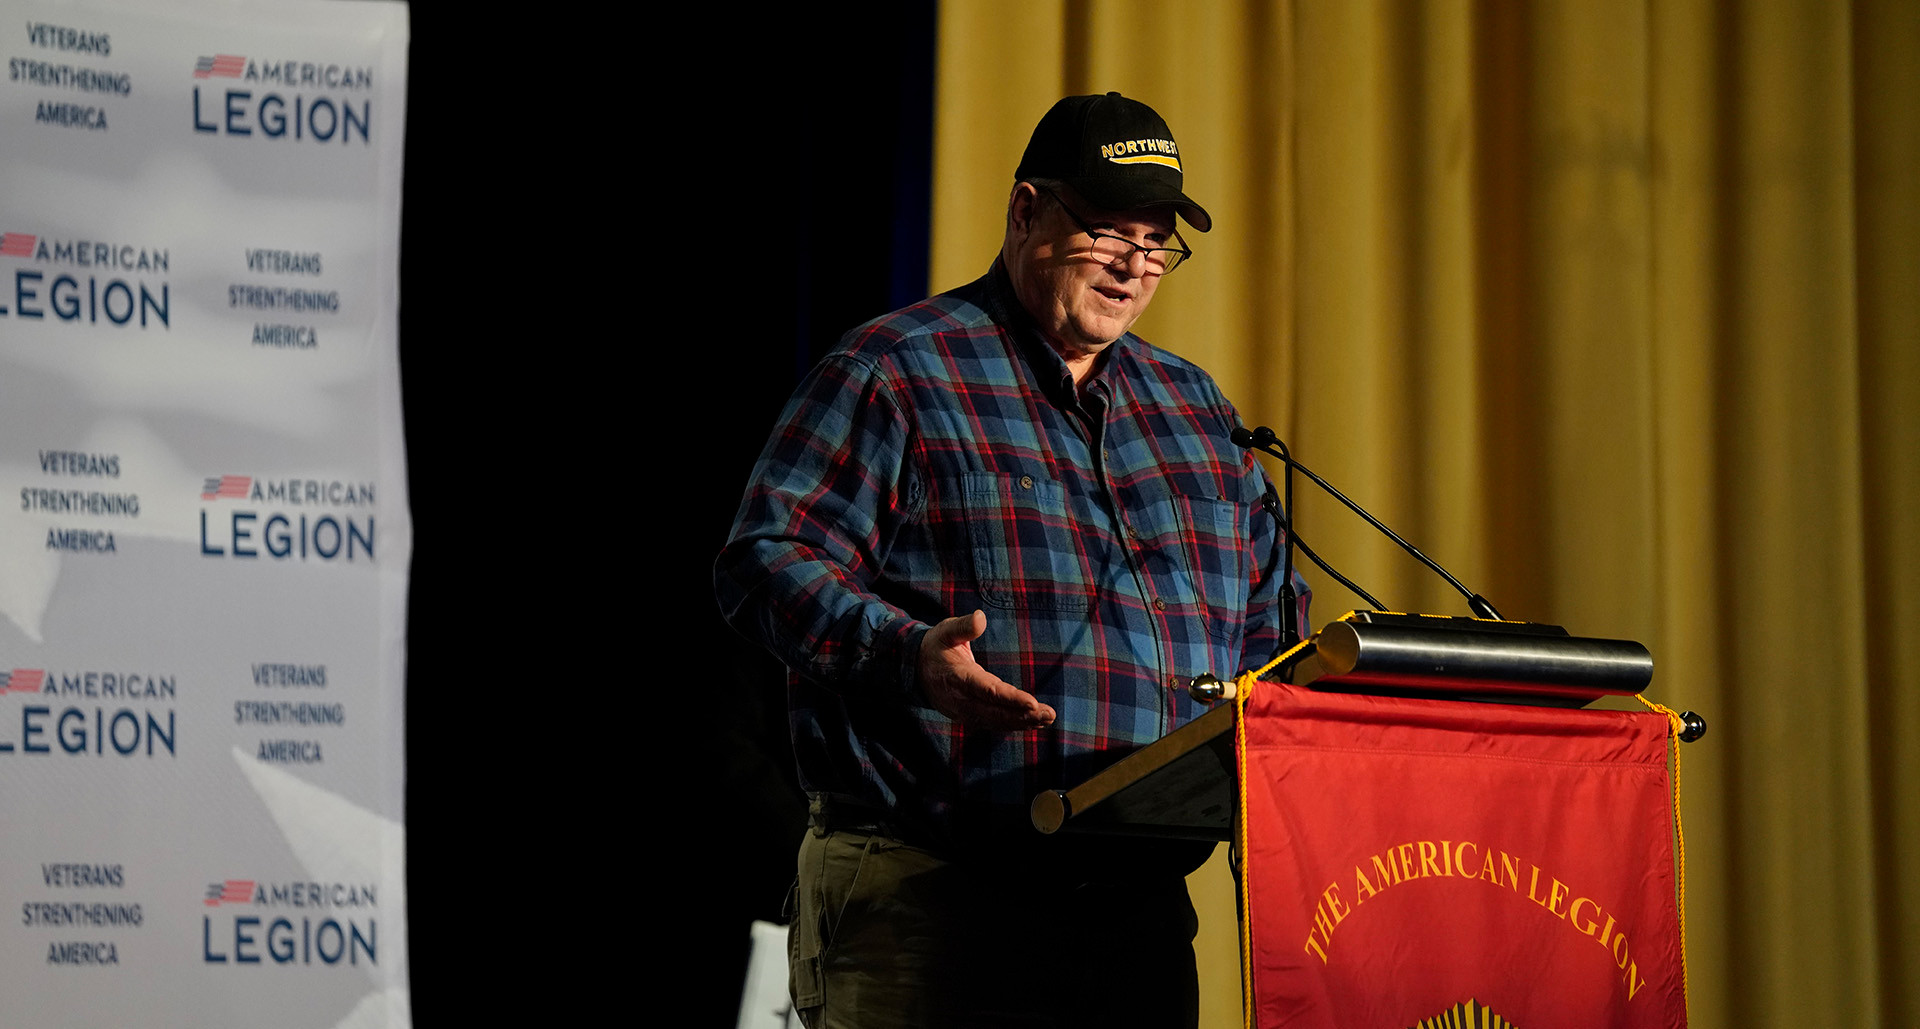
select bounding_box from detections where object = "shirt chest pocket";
[1136,490,1250,644]
[1181,494,1251,643]
[957,472,1094,612]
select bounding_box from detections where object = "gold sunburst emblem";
[1404,997,1519,1029]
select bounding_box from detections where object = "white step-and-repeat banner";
[0,0,412,1025]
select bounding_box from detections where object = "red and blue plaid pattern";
[717,264,1307,834]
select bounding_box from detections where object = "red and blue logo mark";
[204,880,255,906]
[193,55,245,79]
[1,669,45,694]
[201,475,251,501]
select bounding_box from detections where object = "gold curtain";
[933,2,1919,1026]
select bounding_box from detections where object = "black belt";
[806,793,940,849]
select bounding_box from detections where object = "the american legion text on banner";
[0,0,412,1025]
[1240,683,1686,1029]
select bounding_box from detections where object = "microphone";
[1234,427,1384,616]
[1233,425,1505,622]
[1238,427,1298,644]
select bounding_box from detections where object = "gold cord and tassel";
[1233,651,1289,1029]
[1632,694,1691,1010]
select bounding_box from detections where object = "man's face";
[1005,184,1177,364]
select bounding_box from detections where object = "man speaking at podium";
[716,93,1302,1028]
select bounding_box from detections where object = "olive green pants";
[790,829,1200,1029]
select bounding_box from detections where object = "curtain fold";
[934,2,1919,1025]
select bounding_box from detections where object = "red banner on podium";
[1238,684,1686,1029]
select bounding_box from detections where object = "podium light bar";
[1287,611,1653,706]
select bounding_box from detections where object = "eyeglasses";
[1038,185,1192,274]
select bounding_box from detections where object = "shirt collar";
[981,259,1128,404]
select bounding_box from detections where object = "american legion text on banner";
[0,0,412,1025]
[1239,683,1686,1029]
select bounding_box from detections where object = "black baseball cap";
[1014,92,1212,232]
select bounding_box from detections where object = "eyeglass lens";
[1085,234,1183,273]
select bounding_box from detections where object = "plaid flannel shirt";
[716,263,1306,841]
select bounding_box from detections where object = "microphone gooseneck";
[1232,425,1505,622]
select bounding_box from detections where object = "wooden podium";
[1032,611,1700,1028]
[1030,610,1676,841]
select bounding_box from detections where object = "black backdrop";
[399,5,935,1022]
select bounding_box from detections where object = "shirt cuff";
[895,621,931,707]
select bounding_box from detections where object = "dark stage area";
[399,6,933,1022]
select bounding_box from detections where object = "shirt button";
[1153,598,1166,611]
[1020,475,1034,489]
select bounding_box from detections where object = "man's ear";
[1007,182,1040,237]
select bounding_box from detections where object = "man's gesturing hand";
[918,610,1056,731]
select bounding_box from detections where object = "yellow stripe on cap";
[1107,153,1182,170]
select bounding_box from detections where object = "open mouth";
[1093,286,1131,304]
